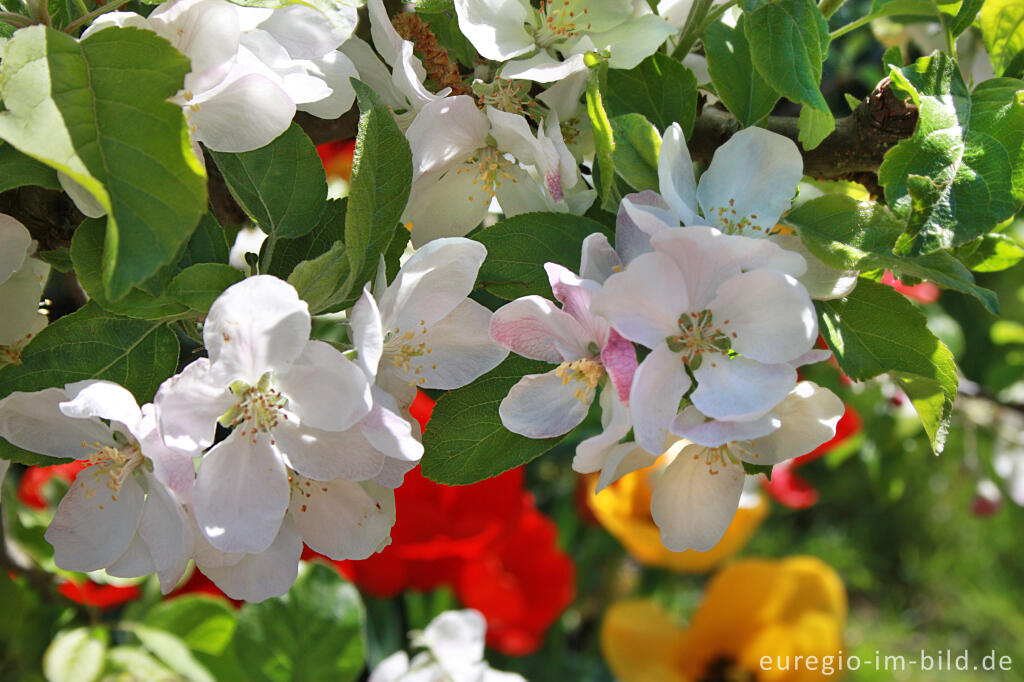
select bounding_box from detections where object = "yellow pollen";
[553,358,605,404]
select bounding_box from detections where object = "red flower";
[881,270,940,304]
[58,578,140,609]
[317,139,356,182]
[17,461,86,509]
[762,405,862,509]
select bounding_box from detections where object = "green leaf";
[473,212,610,301]
[879,54,1024,253]
[209,123,327,240]
[610,114,661,192]
[344,80,413,293]
[744,0,834,148]
[143,596,244,682]
[287,240,350,314]
[105,647,179,681]
[956,233,1024,272]
[167,263,245,313]
[742,461,774,479]
[704,16,780,128]
[0,26,207,300]
[177,214,231,269]
[817,278,958,454]
[980,0,1024,76]
[0,142,59,193]
[585,53,620,212]
[43,627,107,682]
[263,198,347,279]
[71,219,190,320]
[784,194,999,313]
[128,625,215,682]
[235,563,365,682]
[869,0,941,17]
[604,52,698,135]
[36,247,72,273]
[421,356,568,485]
[951,0,985,37]
[0,301,180,404]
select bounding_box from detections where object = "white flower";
[228,226,268,271]
[651,381,843,550]
[370,610,526,682]
[0,214,49,365]
[571,386,657,490]
[0,381,194,592]
[490,262,636,438]
[155,275,374,554]
[591,226,817,452]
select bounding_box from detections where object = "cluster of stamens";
[455,148,515,203]
[219,374,289,443]
[665,310,735,369]
[536,0,591,47]
[554,357,605,404]
[80,438,144,503]
[694,445,740,477]
[385,319,436,387]
[708,198,761,234]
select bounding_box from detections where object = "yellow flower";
[584,464,768,573]
[601,557,847,682]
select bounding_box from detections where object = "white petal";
[155,358,236,455]
[188,70,296,153]
[45,472,145,572]
[80,10,152,38]
[615,191,671,265]
[407,96,490,176]
[589,14,675,70]
[254,4,350,59]
[373,457,419,489]
[0,214,30,285]
[454,0,535,61]
[0,258,49,346]
[0,388,114,459]
[137,474,194,593]
[691,357,796,422]
[58,172,106,219]
[204,275,311,384]
[369,652,411,682]
[718,230,808,278]
[404,167,491,247]
[770,234,858,300]
[107,533,157,578]
[273,419,385,482]
[194,432,289,554]
[696,126,802,234]
[648,227,745,310]
[392,41,443,111]
[487,106,548,170]
[490,295,590,362]
[791,348,833,367]
[651,443,745,551]
[708,270,817,364]
[398,299,508,390]
[378,238,486,332]
[579,232,622,284]
[672,406,780,447]
[544,263,604,336]
[658,123,700,226]
[629,341,691,454]
[361,386,423,462]
[745,381,843,465]
[591,251,688,348]
[419,609,486,668]
[276,340,371,431]
[499,371,593,438]
[339,37,406,111]
[289,476,395,559]
[501,52,587,83]
[536,69,588,118]
[60,381,142,438]
[366,0,404,65]
[149,0,241,74]
[296,52,358,119]
[352,287,384,380]
[200,519,303,602]
[137,405,196,501]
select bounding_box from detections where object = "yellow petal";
[600,600,690,682]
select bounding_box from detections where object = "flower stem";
[64,0,133,34]
[0,12,35,28]
[830,13,874,39]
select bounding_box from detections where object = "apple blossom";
[155,275,375,555]
[0,381,194,592]
[0,214,48,366]
[591,227,817,453]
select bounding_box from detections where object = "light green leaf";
[344,80,412,294]
[234,563,365,682]
[128,625,215,682]
[817,278,958,454]
[879,54,1024,254]
[784,193,999,313]
[209,123,327,240]
[604,52,698,135]
[585,53,619,212]
[167,263,245,313]
[0,142,59,192]
[105,647,179,681]
[473,212,610,300]
[951,0,985,38]
[43,627,107,682]
[421,356,569,485]
[869,0,941,17]
[610,114,661,192]
[744,0,834,148]
[956,232,1024,272]
[704,15,780,128]
[980,0,1024,76]
[143,596,245,682]
[0,26,207,300]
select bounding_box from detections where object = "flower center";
[534,0,591,48]
[80,438,144,500]
[704,198,771,235]
[665,310,735,369]
[384,319,436,387]
[219,373,289,441]
[476,79,537,119]
[554,357,604,404]
[456,147,515,204]
[693,445,740,477]
[698,656,756,682]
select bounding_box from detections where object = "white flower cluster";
[490,126,851,552]
[0,239,507,601]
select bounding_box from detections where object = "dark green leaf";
[0,142,59,193]
[605,52,698,135]
[167,264,245,313]
[178,214,231,269]
[263,198,347,279]
[704,16,780,127]
[951,0,985,37]
[36,247,72,273]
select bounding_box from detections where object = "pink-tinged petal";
[672,409,780,448]
[616,191,673,265]
[204,275,311,384]
[579,232,622,284]
[629,341,691,454]
[194,432,289,554]
[395,299,508,390]
[0,388,114,459]
[361,387,423,463]
[490,295,591,362]
[601,329,638,405]
[352,286,384,380]
[544,263,604,336]
[649,227,743,310]
[60,381,142,438]
[155,359,237,455]
[499,371,593,438]
[651,443,745,551]
[708,270,817,364]
[273,418,385,482]
[744,382,844,465]
[373,457,419,489]
[591,251,688,349]
[692,357,796,422]
[45,472,145,572]
[276,340,372,432]
[200,519,303,602]
[289,477,395,560]
[658,123,701,225]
